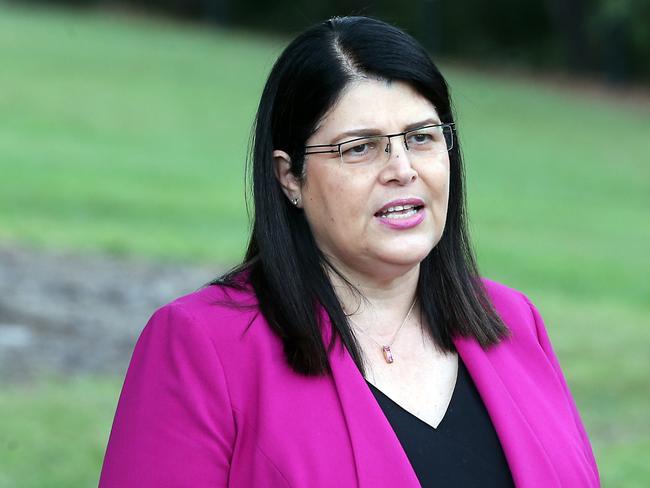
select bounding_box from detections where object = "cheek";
[303,168,372,235]
[442,168,450,203]
[426,160,450,197]
[424,161,450,222]
[303,168,346,229]
[439,167,451,228]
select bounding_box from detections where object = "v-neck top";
[366,357,515,488]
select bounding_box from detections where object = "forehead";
[313,79,439,137]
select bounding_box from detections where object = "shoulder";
[141,283,281,373]
[475,279,600,483]
[164,282,259,325]
[480,277,532,316]
[139,283,294,417]
[479,277,545,345]
[145,283,265,346]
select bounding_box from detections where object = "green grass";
[0,3,285,261]
[0,3,649,487]
[0,377,122,488]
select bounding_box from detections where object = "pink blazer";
[99,278,600,487]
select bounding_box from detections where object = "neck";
[325,258,420,337]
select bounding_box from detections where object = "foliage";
[26,0,650,81]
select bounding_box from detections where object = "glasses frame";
[304,123,455,164]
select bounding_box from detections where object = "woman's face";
[279,79,450,281]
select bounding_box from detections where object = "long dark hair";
[213,16,509,376]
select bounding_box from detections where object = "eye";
[340,138,381,163]
[343,142,371,155]
[407,132,434,145]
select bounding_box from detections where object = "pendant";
[382,345,394,364]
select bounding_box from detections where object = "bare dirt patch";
[0,245,222,383]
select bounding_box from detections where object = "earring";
[291,197,299,206]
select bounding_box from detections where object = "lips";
[374,198,425,217]
[374,197,426,230]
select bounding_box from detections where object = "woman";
[99,16,600,487]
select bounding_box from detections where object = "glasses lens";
[405,126,452,154]
[443,125,454,151]
[339,137,384,165]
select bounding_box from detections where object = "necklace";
[347,297,417,364]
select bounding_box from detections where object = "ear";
[273,149,303,207]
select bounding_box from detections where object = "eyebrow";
[330,118,442,143]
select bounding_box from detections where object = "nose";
[379,136,417,185]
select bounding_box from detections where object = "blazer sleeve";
[522,295,600,485]
[99,302,236,487]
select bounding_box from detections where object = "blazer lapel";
[322,319,561,487]
[322,314,421,487]
[453,335,563,487]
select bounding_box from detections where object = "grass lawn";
[1,3,649,487]
[0,377,122,488]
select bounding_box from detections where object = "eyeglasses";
[304,123,455,166]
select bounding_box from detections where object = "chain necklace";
[347,297,417,364]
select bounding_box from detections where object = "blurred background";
[0,0,648,486]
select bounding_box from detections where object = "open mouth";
[374,203,424,220]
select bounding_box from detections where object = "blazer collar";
[327,337,422,487]
[453,335,563,487]
[323,314,561,487]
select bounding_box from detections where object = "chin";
[377,243,434,268]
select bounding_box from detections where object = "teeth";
[384,204,414,213]
[383,208,418,219]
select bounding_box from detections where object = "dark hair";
[213,16,509,376]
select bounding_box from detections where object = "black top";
[366,357,515,488]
